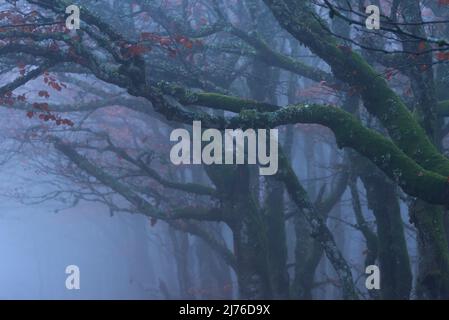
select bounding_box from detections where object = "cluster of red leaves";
[420,64,430,72]
[0,91,72,126]
[43,72,67,91]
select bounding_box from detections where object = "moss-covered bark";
[411,200,449,299]
[263,0,449,177]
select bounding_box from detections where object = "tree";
[2,0,449,299]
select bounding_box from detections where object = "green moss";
[228,104,449,206]
[264,0,449,177]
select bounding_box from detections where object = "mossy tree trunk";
[247,33,289,298]
[359,167,412,299]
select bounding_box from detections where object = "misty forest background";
[1,0,449,300]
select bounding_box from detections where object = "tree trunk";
[360,168,412,299]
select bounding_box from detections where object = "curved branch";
[262,0,449,177]
[226,104,449,206]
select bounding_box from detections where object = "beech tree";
[2,0,449,299]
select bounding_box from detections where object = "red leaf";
[38,90,50,98]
